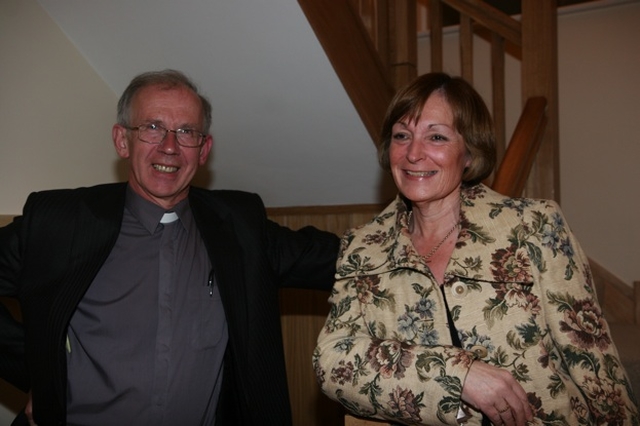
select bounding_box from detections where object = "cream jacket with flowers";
[314,184,638,426]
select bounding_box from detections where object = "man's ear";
[198,135,214,166]
[112,124,130,159]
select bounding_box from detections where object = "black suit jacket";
[0,183,339,425]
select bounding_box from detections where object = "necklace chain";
[409,211,460,262]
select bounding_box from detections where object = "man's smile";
[153,164,179,173]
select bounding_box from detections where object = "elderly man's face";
[112,84,212,209]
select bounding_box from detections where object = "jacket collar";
[337,184,534,284]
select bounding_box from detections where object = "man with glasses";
[0,70,339,425]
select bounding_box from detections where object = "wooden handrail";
[442,0,521,46]
[491,96,547,198]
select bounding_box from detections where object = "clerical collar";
[124,185,190,233]
[160,211,179,224]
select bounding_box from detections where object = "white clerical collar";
[160,211,179,224]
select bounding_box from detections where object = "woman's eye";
[392,132,409,141]
[430,134,448,142]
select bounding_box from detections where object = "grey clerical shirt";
[66,187,228,426]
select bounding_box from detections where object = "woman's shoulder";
[462,184,562,221]
[336,196,405,271]
[343,196,404,238]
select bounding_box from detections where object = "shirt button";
[451,281,467,298]
[470,345,489,358]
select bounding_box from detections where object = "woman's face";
[389,91,470,207]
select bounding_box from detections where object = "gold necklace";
[409,211,460,262]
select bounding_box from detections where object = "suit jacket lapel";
[41,184,126,400]
[51,184,126,324]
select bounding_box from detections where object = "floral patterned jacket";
[314,184,639,425]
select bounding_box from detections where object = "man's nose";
[158,130,180,153]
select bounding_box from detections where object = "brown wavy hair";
[378,72,496,185]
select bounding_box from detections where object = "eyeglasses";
[126,123,206,148]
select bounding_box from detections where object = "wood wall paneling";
[269,204,382,426]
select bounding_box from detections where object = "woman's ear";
[465,149,473,169]
[112,124,130,158]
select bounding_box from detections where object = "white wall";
[0,0,119,216]
[557,2,640,292]
[0,0,116,420]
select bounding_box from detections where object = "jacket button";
[451,281,467,298]
[470,345,489,358]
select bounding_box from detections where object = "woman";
[314,72,638,425]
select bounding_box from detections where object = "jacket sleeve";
[314,230,477,425]
[194,188,341,292]
[230,190,339,292]
[0,217,29,392]
[265,219,340,292]
[536,201,639,424]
